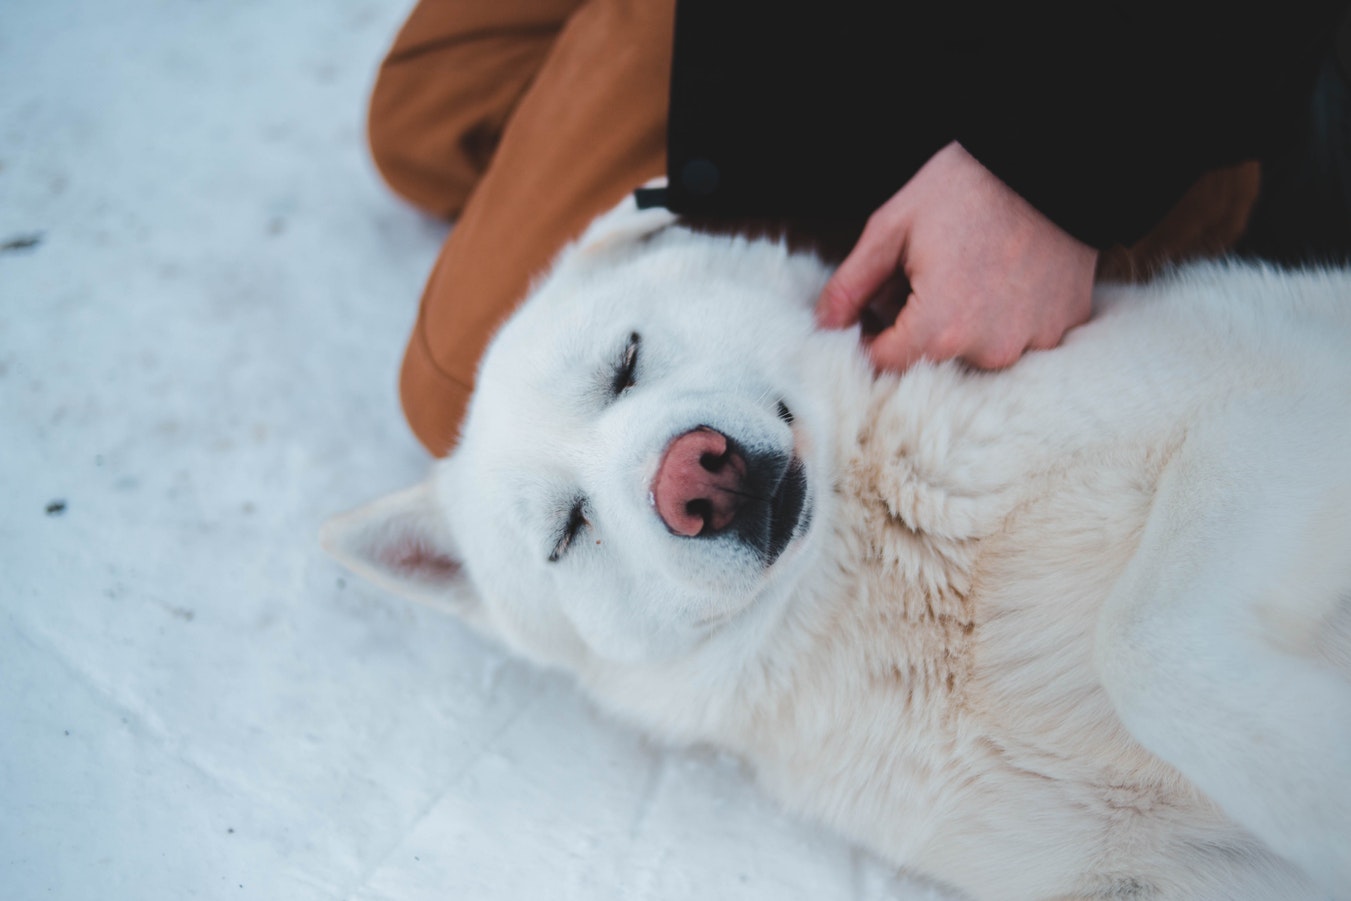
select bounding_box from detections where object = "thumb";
[865,294,938,373]
[815,218,908,329]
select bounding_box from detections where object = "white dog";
[325,199,1351,900]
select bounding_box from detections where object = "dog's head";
[324,200,846,675]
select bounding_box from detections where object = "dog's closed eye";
[611,332,641,396]
[548,498,589,562]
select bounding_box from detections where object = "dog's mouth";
[763,456,808,567]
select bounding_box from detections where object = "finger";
[857,270,912,337]
[815,211,909,329]
[963,340,1027,371]
[864,294,942,373]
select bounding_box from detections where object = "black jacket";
[662,2,1349,249]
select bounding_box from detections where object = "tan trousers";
[369,0,671,456]
[369,0,1258,457]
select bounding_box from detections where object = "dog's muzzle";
[651,426,808,566]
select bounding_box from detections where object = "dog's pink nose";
[652,427,748,537]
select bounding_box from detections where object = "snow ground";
[0,2,957,899]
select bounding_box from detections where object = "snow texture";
[0,2,957,899]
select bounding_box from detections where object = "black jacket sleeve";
[664,1,1349,249]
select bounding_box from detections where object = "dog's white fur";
[325,199,1351,899]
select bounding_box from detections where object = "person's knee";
[367,64,480,219]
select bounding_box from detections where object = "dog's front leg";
[1095,397,1351,898]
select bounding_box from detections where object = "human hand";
[816,141,1099,372]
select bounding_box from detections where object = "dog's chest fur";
[732,362,1242,897]
[569,261,1351,898]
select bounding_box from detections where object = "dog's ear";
[320,480,479,617]
[571,184,677,258]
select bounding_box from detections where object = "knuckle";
[1029,331,1064,352]
[979,343,1024,369]
[962,333,1022,369]
[927,330,966,362]
[1033,318,1077,350]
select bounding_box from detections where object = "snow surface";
[1,2,959,898]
